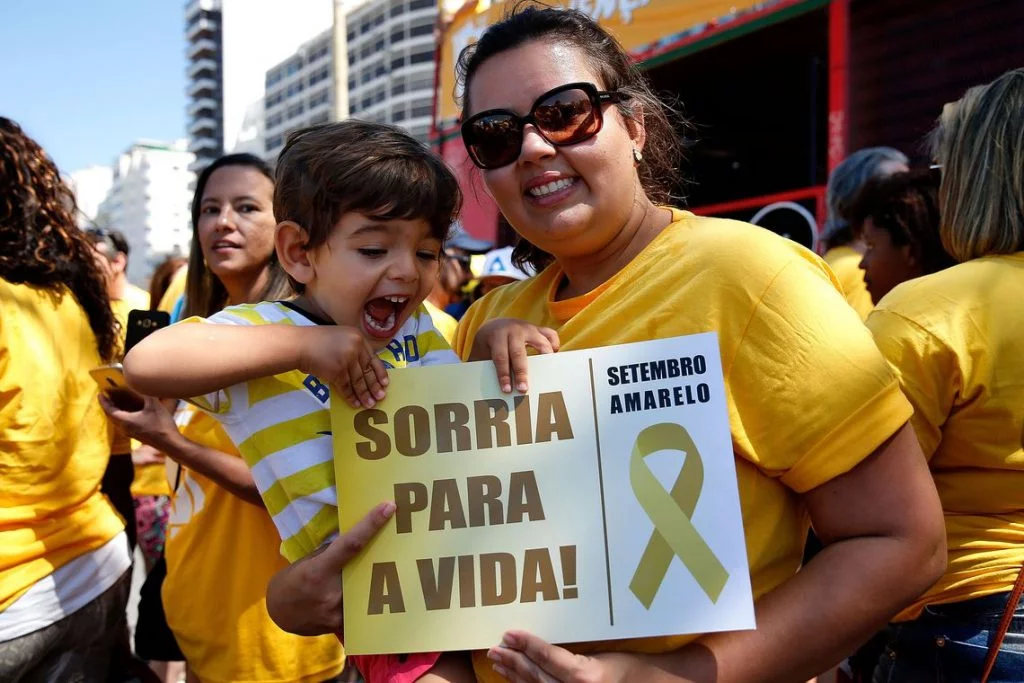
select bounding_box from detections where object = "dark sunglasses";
[461,82,626,170]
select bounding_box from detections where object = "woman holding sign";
[266,7,946,682]
[449,7,946,683]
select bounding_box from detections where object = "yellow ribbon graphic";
[629,422,728,608]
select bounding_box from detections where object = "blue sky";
[2,1,187,174]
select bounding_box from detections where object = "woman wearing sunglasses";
[452,6,946,683]
[262,6,945,681]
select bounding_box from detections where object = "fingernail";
[374,389,385,400]
[501,383,512,393]
[516,382,528,393]
[381,501,396,516]
[487,648,501,662]
[492,664,509,679]
[381,376,389,386]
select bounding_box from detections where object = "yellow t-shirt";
[0,280,124,611]
[454,210,912,681]
[866,251,1024,620]
[424,300,459,344]
[822,245,874,320]
[163,404,344,683]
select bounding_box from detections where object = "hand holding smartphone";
[91,309,170,411]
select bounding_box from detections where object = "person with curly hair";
[0,117,132,681]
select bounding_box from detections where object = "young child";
[124,120,476,683]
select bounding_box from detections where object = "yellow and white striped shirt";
[186,300,458,562]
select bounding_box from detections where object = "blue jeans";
[872,591,1024,683]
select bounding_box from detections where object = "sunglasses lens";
[466,113,522,169]
[533,87,598,144]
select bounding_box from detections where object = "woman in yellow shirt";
[265,7,946,682]
[0,118,130,680]
[102,154,345,683]
[865,68,1024,682]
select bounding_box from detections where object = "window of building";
[309,66,330,86]
[392,80,406,95]
[410,23,433,37]
[409,0,433,10]
[360,21,370,34]
[266,69,282,87]
[265,112,283,129]
[265,134,283,152]
[390,28,405,43]
[375,64,386,78]
[373,89,386,103]
[350,102,358,114]
[286,81,305,97]
[286,58,303,76]
[310,43,329,62]
[410,50,432,64]
[348,52,355,65]
[409,74,433,90]
[361,97,371,109]
[393,109,407,122]
[374,39,385,52]
[360,45,372,59]
[348,78,356,91]
[267,91,284,106]
[287,102,305,119]
[411,100,432,118]
[391,55,406,70]
[309,112,330,125]
[309,89,329,108]
[361,71,372,84]
[347,28,356,41]
[390,2,404,17]
[373,13,385,26]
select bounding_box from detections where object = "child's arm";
[124,322,389,408]
[468,318,561,394]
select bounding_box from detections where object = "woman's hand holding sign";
[266,501,396,636]
[470,318,560,393]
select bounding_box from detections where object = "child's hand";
[299,326,390,409]
[469,318,560,394]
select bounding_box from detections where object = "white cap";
[479,246,533,282]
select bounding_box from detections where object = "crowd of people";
[1,6,1022,683]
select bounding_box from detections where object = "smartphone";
[90,363,145,411]
[124,309,170,355]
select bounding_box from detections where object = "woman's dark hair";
[455,4,687,272]
[0,117,118,361]
[185,153,293,317]
[849,170,957,275]
[148,255,187,311]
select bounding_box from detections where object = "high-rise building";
[220,0,334,158]
[344,0,438,144]
[264,28,335,161]
[99,141,195,284]
[67,165,114,229]
[185,0,224,175]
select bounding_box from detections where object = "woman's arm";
[489,421,946,683]
[100,395,264,507]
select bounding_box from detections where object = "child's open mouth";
[362,295,409,339]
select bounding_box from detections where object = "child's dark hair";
[456,3,687,273]
[850,170,957,275]
[274,120,462,291]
